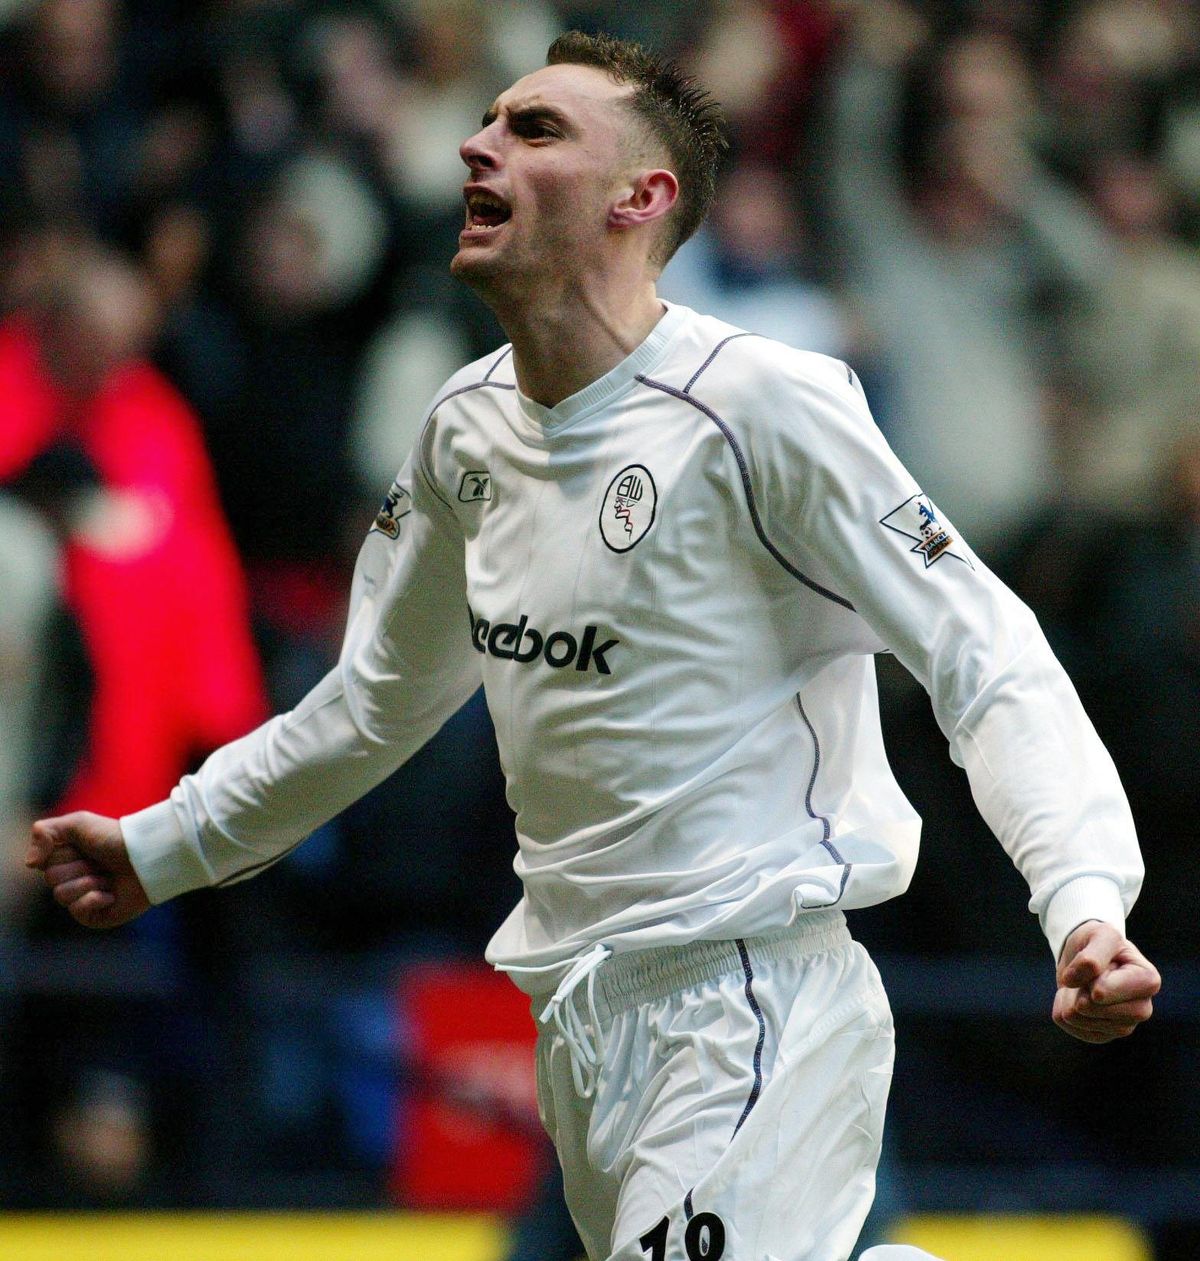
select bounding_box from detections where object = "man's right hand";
[1053,921,1160,1043]
[26,812,150,929]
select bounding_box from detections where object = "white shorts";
[531,912,895,1261]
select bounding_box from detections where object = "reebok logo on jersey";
[371,479,411,539]
[600,463,657,552]
[468,608,619,675]
[879,493,973,569]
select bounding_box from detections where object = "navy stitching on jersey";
[410,411,452,510]
[683,1189,695,1221]
[835,861,852,901]
[435,379,517,405]
[636,376,856,612]
[683,332,757,394]
[733,939,766,1136]
[795,696,832,843]
[420,379,517,508]
[416,452,453,510]
[796,695,853,902]
[216,837,307,887]
[483,346,513,381]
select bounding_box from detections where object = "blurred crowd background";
[0,0,1197,1256]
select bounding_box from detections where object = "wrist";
[1041,875,1126,963]
[120,798,211,904]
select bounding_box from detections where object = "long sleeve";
[721,345,1143,960]
[120,446,481,904]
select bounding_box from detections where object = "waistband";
[538,910,850,1024]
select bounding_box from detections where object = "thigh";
[610,941,895,1261]
[535,958,766,1261]
[535,1017,621,1261]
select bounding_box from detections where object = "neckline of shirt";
[508,302,687,442]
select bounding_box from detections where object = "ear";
[608,168,679,232]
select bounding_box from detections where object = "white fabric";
[533,941,613,1098]
[532,914,893,1261]
[120,302,1143,966]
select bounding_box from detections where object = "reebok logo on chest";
[468,608,619,675]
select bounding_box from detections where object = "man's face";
[450,63,642,295]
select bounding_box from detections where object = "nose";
[460,122,499,173]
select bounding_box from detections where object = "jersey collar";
[512,301,687,439]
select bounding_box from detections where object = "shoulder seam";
[433,379,517,408]
[414,411,452,509]
[683,331,759,395]
[420,378,517,508]
[636,374,856,613]
[483,345,513,381]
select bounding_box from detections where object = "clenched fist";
[1054,921,1160,1044]
[26,812,150,929]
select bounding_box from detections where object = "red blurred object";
[246,559,348,640]
[391,961,547,1212]
[0,314,268,816]
[753,0,839,163]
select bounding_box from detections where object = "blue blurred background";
[0,0,1196,1257]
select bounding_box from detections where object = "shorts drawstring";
[510,942,613,1098]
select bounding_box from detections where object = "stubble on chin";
[451,246,540,315]
[450,247,502,302]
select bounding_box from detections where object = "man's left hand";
[1054,921,1160,1043]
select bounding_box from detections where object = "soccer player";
[28,31,1159,1261]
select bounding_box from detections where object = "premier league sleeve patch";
[879,493,972,569]
[371,478,412,539]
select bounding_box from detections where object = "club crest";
[600,464,657,552]
[372,479,411,539]
[879,493,971,568]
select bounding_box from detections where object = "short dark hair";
[546,30,727,266]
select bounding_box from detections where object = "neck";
[486,274,665,408]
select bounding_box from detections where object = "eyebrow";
[480,102,574,132]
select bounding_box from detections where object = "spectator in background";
[48,1068,155,1206]
[194,154,392,697]
[0,239,266,818]
[1040,0,1195,175]
[689,0,835,165]
[0,0,146,239]
[0,232,267,1210]
[1051,153,1200,505]
[820,1,1110,545]
[660,156,849,357]
[303,1,557,233]
[349,269,478,489]
[139,197,246,437]
[204,0,304,198]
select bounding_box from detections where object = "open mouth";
[464,189,512,232]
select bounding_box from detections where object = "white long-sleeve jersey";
[121,303,1143,985]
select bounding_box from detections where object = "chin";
[451,247,526,306]
[450,246,496,285]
